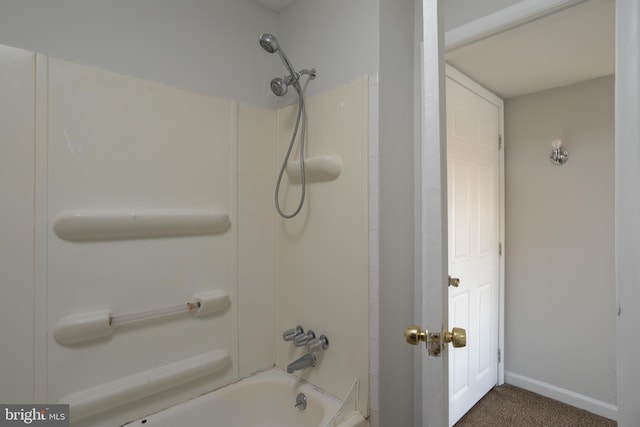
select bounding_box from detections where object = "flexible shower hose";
[274,81,308,219]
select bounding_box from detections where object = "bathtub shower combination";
[119,34,364,427]
[122,369,366,427]
[37,30,364,426]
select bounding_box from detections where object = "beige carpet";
[454,384,617,427]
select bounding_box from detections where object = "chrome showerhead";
[270,77,289,97]
[259,33,279,53]
[259,33,299,84]
[259,33,316,98]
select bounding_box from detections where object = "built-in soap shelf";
[53,290,230,345]
[285,156,342,184]
[59,349,231,423]
[53,210,230,242]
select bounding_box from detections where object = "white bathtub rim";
[120,366,364,427]
[207,366,343,406]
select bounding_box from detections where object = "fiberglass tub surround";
[122,369,366,427]
[17,38,370,425]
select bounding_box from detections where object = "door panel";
[452,159,471,262]
[447,76,500,426]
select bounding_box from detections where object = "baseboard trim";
[504,371,617,421]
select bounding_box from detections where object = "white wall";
[504,76,616,410]
[0,0,385,108]
[378,0,417,426]
[0,0,281,107]
[277,0,380,100]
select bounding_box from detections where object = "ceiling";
[445,0,615,99]
[253,0,296,12]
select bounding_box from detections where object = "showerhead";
[259,33,298,85]
[260,33,316,98]
[270,77,288,97]
[259,33,279,54]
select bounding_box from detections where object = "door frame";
[379,0,639,426]
[415,0,640,427]
[615,1,640,425]
[414,1,507,425]
[444,63,506,389]
[416,1,447,425]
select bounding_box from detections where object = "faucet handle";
[283,325,304,341]
[294,330,316,347]
[308,335,329,352]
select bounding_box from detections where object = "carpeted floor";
[454,384,617,427]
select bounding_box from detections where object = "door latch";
[405,326,466,357]
[427,331,442,357]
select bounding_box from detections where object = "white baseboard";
[504,371,617,421]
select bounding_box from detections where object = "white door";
[446,74,500,425]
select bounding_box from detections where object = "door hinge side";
[498,348,502,363]
[499,242,502,256]
[498,135,503,150]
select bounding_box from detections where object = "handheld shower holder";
[260,32,316,219]
[299,69,317,79]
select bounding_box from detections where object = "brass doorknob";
[405,325,427,346]
[443,327,466,348]
[405,325,466,357]
[448,275,460,287]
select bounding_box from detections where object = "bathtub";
[121,368,367,427]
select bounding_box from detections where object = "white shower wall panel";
[46,58,237,425]
[0,45,36,404]
[237,103,278,377]
[276,77,369,414]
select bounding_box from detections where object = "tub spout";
[286,352,317,374]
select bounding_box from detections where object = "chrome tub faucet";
[285,334,329,374]
[287,352,317,374]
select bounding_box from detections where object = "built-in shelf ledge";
[53,210,230,242]
[285,156,342,184]
[59,349,231,423]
